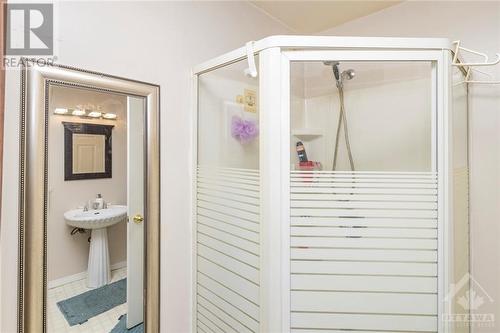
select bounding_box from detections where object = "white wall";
[0,2,290,332]
[48,87,127,283]
[321,2,500,332]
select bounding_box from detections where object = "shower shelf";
[291,128,323,139]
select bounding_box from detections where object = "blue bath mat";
[110,314,144,333]
[57,278,127,326]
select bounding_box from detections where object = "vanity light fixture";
[72,109,86,116]
[102,113,117,120]
[53,106,116,120]
[53,108,68,115]
[88,111,102,118]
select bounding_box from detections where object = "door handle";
[133,214,144,224]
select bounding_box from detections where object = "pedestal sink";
[64,205,127,288]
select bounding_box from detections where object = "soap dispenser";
[95,194,104,210]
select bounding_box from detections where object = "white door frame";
[127,96,146,328]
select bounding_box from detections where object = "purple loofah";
[231,115,259,144]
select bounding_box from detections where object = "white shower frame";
[192,36,454,333]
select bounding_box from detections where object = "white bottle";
[95,194,104,210]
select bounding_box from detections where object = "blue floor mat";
[57,278,127,326]
[110,314,144,333]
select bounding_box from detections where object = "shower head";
[324,62,355,86]
[323,61,341,82]
[341,69,356,81]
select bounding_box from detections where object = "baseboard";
[111,260,127,271]
[48,260,127,289]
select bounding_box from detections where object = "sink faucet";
[82,197,107,211]
[83,199,97,211]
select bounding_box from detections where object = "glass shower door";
[195,58,261,333]
[288,56,440,333]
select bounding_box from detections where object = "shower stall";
[193,36,469,333]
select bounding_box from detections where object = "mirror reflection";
[63,122,114,180]
[47,85,145,332]
[72,133,106,173]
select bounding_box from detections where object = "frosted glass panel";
[196,58,260,333]
[289,60,438,333]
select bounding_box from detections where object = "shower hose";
[332,84,355,171]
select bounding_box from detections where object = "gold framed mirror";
[18,59,160,333]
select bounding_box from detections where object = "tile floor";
[47,267,127,333]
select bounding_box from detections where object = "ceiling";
[250,1,402,34]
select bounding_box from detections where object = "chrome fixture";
[325,61,356,170]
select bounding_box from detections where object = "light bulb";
[54,108,68,115]
[72,109,86,116]
[88,111,102,118]
[102,113,117,120]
